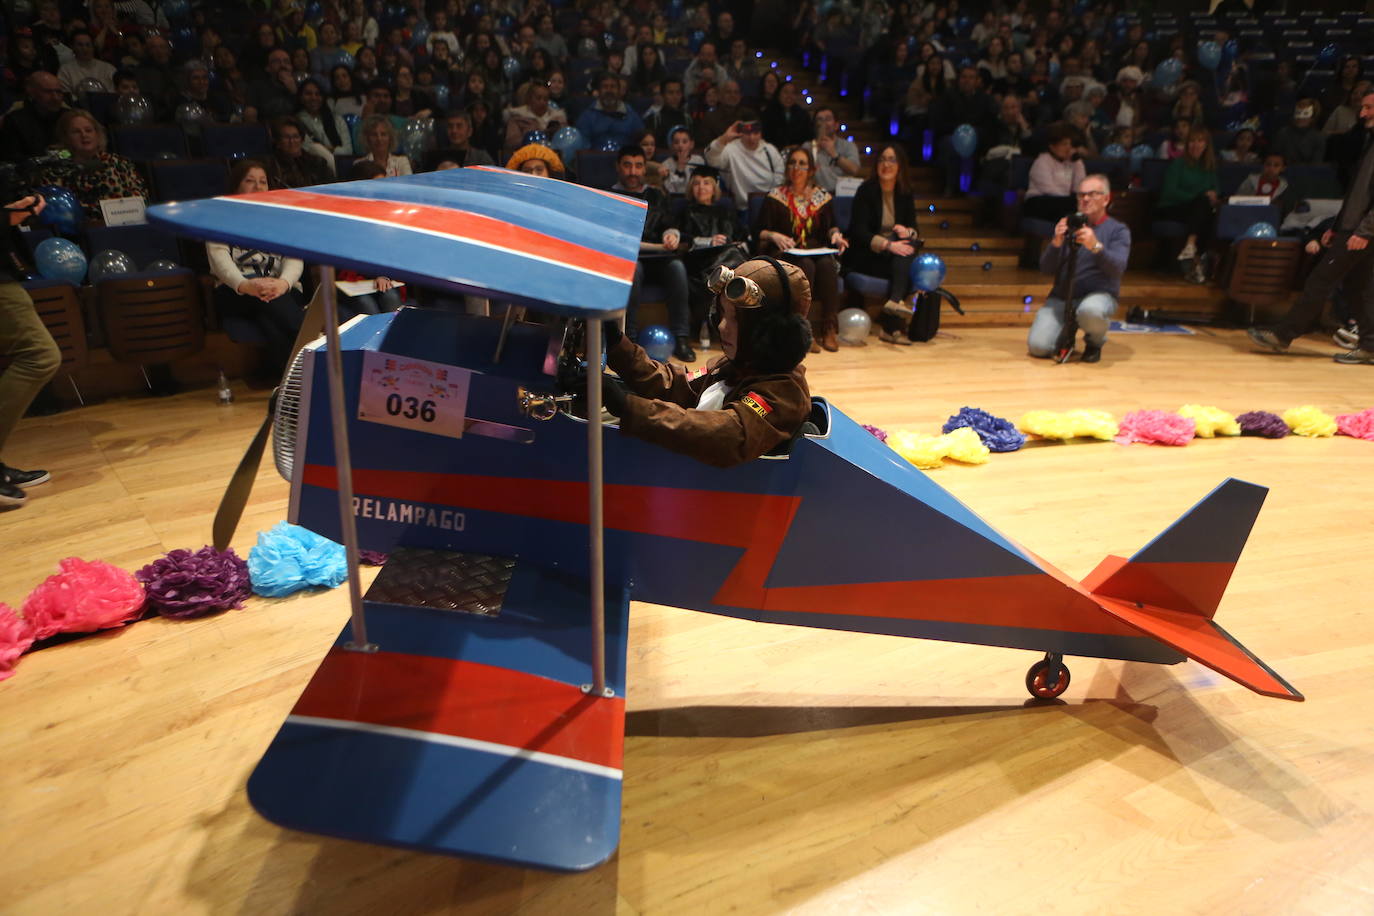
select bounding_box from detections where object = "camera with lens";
[1066,211,1089,233]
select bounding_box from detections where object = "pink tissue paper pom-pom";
[1336,407,1374,442]
[22,558,147,642]
[0,603,36,681]
[1115,409,1196,446]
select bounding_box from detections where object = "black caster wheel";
[1025,658,1070,699]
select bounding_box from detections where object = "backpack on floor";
[907,287,964,342]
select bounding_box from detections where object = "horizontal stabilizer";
[1094,596,1303,701]
[1087,478,1267,618]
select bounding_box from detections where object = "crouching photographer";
[1027,174,1131,364]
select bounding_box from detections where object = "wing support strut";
[320,265,375,654]
[584,318,610,697]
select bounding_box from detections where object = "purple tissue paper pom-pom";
[1237,410,1290,438]
[942,406,1027,452]
[359,550,389,566]
[862,424,889,443]
[135,546,252,620]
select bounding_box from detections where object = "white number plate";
[358,350,471,439]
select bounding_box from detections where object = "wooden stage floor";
[2,325,1372,915]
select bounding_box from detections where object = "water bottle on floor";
[217,371,233,405]
[698,319,710,351]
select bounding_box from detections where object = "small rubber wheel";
[1025,659,1071,699]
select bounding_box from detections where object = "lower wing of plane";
[247,552,631,871]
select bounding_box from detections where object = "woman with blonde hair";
[357,114,412,176]
[37,109,148,220]
[1156,125,1219,283]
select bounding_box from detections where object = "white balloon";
[836,307,872,344]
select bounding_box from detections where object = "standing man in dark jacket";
[1249,90,1374,364]
[930,66,998,196]
[0,181,59,508]
[612,145,695,361]
[1029,173,1131,363]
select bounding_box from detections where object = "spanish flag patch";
[741,391,772,418]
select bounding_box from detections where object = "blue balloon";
[689,29,706,52]
[1154,57,1183,87]
[35,185,82,234]
[602,31,615,50]
[950,123,977,159]
[598,137,621,151]
[502,55,522,80]
[640,325,674,361]
[497,14,515,31]
[88,248,136,282]
[1103,143,1127,159]
[1244,222,1278,239]
[342,112,360,132]
[432,83,450,108]
[1197,40,1222,70]
[551,125,588,156]
[34,237,87,284]
[910,252,946,293]
[1318,43,1338,64]
[467,2,484,16]
[162,0,190,20]
[523,129,549,146]
[337,50,355,69]
[1130,143,1153,160]
[409,22,430,49]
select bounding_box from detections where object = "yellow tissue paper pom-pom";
[940,426,991,465]
[1019,409,1119,441]
[1283,405,1338,437]
[889,430,949,469]
[1178,404,1240,437]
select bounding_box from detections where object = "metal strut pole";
[585,317,609,697]
[320,266,374,653]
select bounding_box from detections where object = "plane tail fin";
[1081,479,1304,701]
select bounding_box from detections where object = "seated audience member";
[695,79,755,147]
[575,71,646,150]
[297,78,352,159]
[249,47,300,123]
[755,146,849,352]
[1028,174,1130,363]
[613,145,695,361]
[1220,127,1259,164]
[268,116,334,188]
[591,257,813,467]
[424,111,496,170]
[391,64,433,119]
[679,166,748,345]
[1247,90,1374,365]
[662,125,706,195]
[506,142,565,177]
[1324,81,1371,135]
[329,64,364,118]
[762,81,813,150]
[58,30,116,94]
[1157,126,1219,282]
[357,114,413,176]
[1235,153,1288,204]
[643,76,688,146]
[207,160,306,375]
[1158,117,1191,159]
[1272,100,1325,165]
[809,107,860,193]
[1063,101,1100,158]
[503,81,563,156]
[704,118,785,216]
[36,109,149,220]
[844,144,921,345]
[1024,122,1086,223]
[634,129,666,190]
[0,72,68,161]
[351,81,406,148]
[683,40,729,96]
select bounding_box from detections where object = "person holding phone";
[704,118,785,218]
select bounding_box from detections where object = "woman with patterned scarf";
[754,146,849,351]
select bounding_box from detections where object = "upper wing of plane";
[146,167,645,317]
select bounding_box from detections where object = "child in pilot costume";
[595,257,814,467]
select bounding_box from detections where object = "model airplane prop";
[148,168,1301,874]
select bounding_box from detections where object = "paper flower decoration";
[1115,409,1196,446]
[861,424,889,443]
[1283,405,1337,437]
[889,426,990,469]
[1237,410,1289,438]
[1178,404,1240,437]
[0,604,35,682]
[1336,407,1374,441]
[1019,409,1118,441]
[22,558,146,642]
[135,546,252,619]
[248,522,347,597]
[359,550,390,566]
[943,406,1026,452]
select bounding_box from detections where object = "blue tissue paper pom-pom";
[942,406,1027,453]
[249,521,347,597]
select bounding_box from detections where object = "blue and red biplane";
[148,167,1301,874]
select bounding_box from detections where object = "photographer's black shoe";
[1246,327,1289,352]
[1081,341,1102,363]
[0,481,26,508]
[1,464,50,488]
[673,337,696,362]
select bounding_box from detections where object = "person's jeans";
[626,257,690,340]
[338,288,403,320]
[1273,233,1374,347]
[0,281,61,458]
[1027,291,1118,357]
